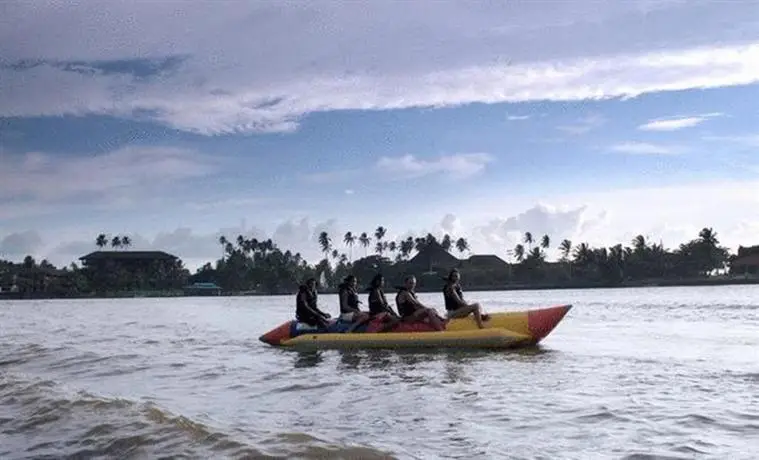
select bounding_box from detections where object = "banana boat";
[259,304,572,350]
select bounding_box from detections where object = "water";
[1,286,758,459]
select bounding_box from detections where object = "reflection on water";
[1,286,759,459]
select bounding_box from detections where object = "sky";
[2,0,759,270]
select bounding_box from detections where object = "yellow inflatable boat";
[259,304,572,350]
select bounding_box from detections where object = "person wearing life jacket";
[338,275,372,332]
[395,275,445,331]
[366,273,401,332]
[295,277,331,328]
[442,268,489,329]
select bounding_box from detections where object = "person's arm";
[300,291,330,320]
[341,290,360,313]
[380,291,398,317]
[404,291,428,310]
[447,285,467,308]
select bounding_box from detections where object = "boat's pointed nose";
[259,321,294,346]
[527,304,572,342]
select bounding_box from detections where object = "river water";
[1,286,757,459]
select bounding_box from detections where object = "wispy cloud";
[557,115,606,135]
[702,134,759,147]
[0,146,219,217]
[184,197,269,211]
[2,3,759,135]
[507,115,531,121]
[638,113,723,131]
[609,142,681,155]
[376,153,495,180]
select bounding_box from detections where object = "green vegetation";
[1,226,757,299]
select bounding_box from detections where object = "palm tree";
[559,239,572,260]
[572,243,593,268]
[343,232,356,261]
[218,236,228,260]
[698,227,719,246]
[95,234,108,250]
[358,232,371,258]
[560,239,573,278]
[111,235,122,250]
[541,234,550,250]
[523,232,533,251]
[441,234,453,252]
[318,231,332,260]
[121,235,132,250]
[514,244,525,262]
[387,241,398,259]
[632,235,647,254]
[455,237,469,256]
[374,226,387,256]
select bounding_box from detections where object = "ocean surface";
[1,286,758,460]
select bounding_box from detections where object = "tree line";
[0,225,750,298]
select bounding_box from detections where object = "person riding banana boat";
[295,277,331,328]
[395,275,446,331]
[338,275,372,332]
[366,273,402,332]
[442,268,490,329]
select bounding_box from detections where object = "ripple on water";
[0,372,393,459]
[1,290,758,459]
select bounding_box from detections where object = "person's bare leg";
[425,309,445,331]
[347,312,372,333]
[449,305,484,328]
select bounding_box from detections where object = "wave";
[0,372,396,460]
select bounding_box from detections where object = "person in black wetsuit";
[395,275,445,331]
[366,273,401,332]
[295,278,330,328]
[338,275,371,332]
[442,269,489,329]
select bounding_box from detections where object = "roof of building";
[736,245,759,258]
[731,253,759,267]
[465,254,509,266]
[79,250,178,261]
[407,242,460,268]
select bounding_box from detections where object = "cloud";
[474,204,607,255]
[440,213,461,235]
[702,134,759,147]
[0,231,43,257]
[638,113,723,131]
[376,153,494,180]
[0,146,219,214]
[609,142,681,155]
[557,114,606,135]
[6,177,759,270]
[507,115,531,121]
[2,2,759,134]
[184,197,270,211]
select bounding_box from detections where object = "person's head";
[447,269,460,284]
[370,273,384,289]
[305,278,316,290]
[343,275,357,289]
[404,275,417,290]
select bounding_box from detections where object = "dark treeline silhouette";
[1,226,757,299]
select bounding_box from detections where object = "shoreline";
[2,276,757,300]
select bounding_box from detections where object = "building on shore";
[78,250,188,292]
[183,281,223,296]
[730,245,759,276]
[405,242,512,287]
